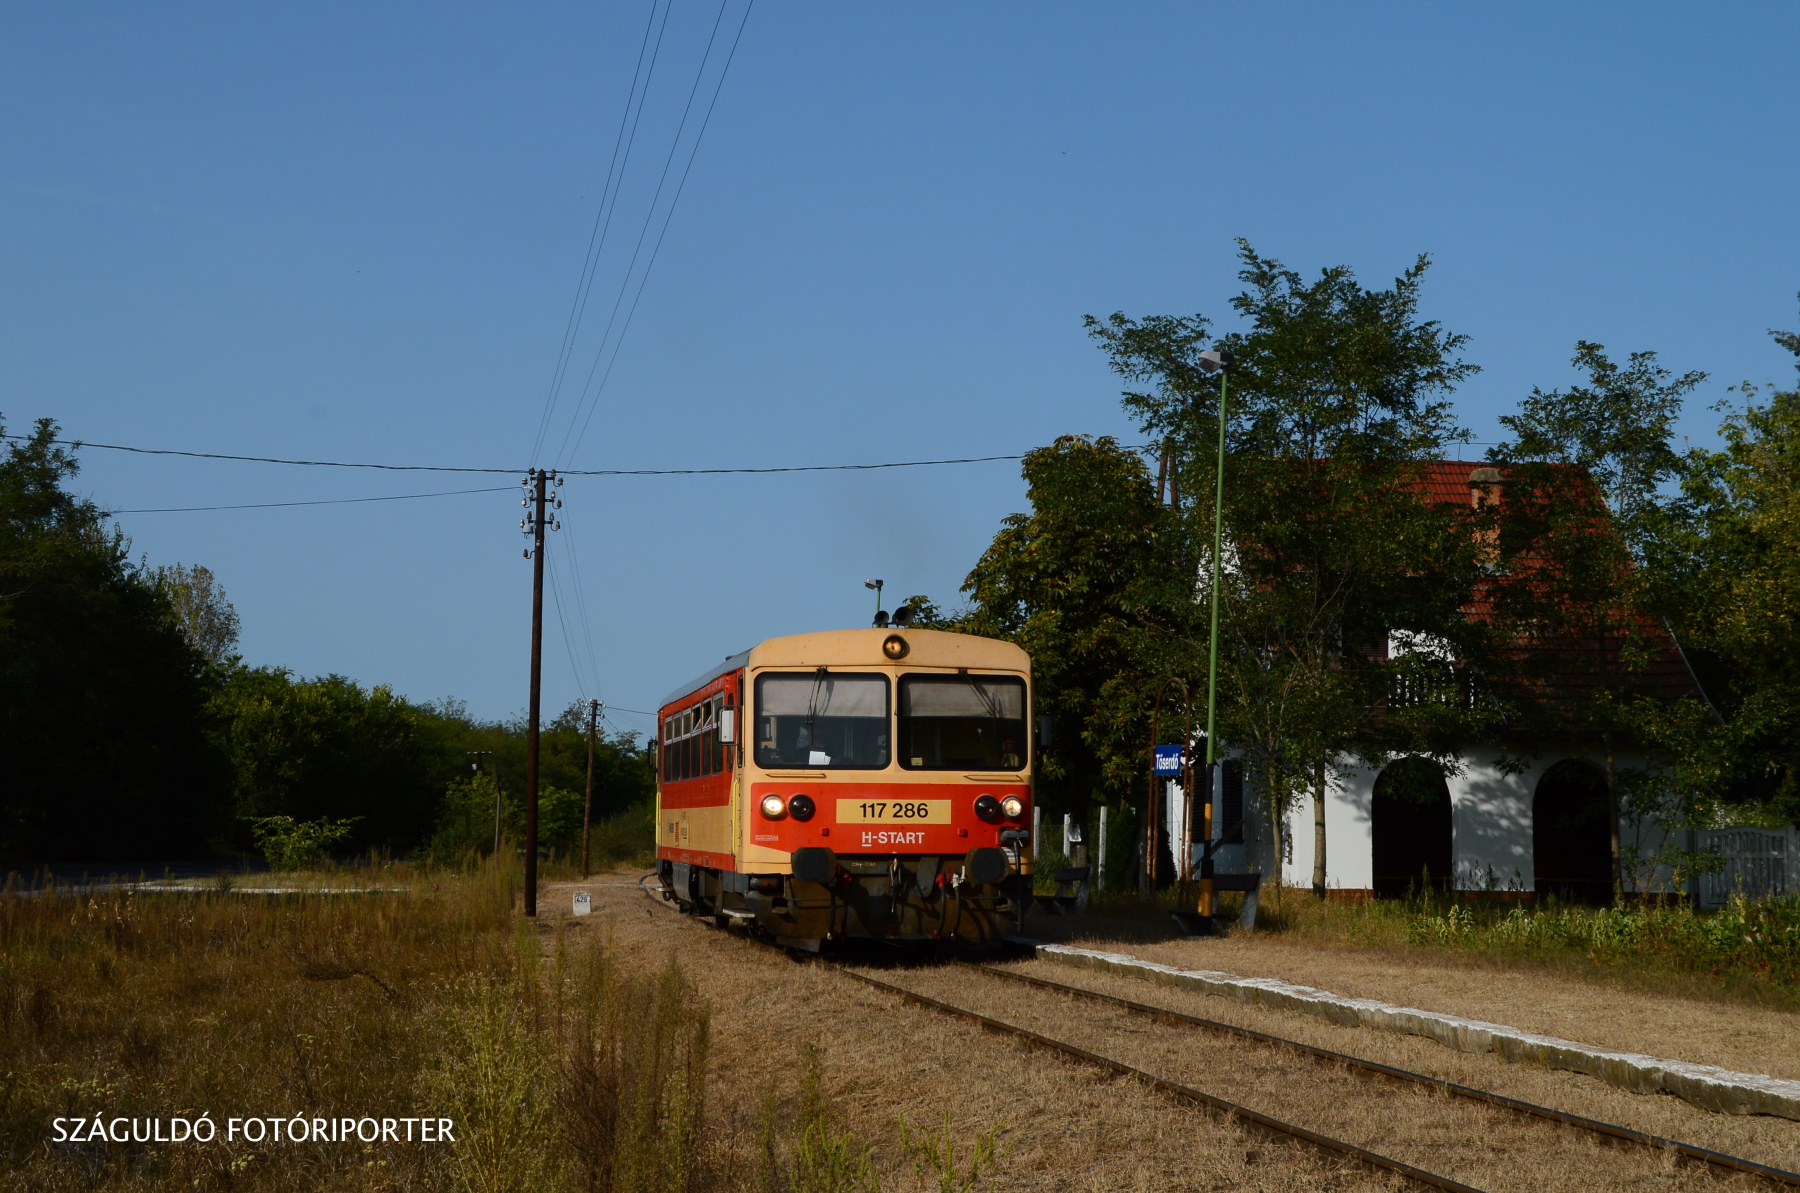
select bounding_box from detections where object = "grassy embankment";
[1061,879,1800,1009]
[0,827,1005,1193]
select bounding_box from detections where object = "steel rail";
[958,960,1800,1189]
[827,962,1485,1193]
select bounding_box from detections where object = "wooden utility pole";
[522,469,559,916]
[581,698,599,878]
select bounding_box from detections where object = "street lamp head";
[864,578,884,591]
[1198,350,1235,374]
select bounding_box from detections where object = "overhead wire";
[546,548,596,703]
[2,433,1041,476]
[548,0,733,468]
[554,0,756,469]
[557,505,610,710]
[100,486,512,514]
[530,0,674,464]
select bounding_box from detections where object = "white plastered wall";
[1280,760,1377,893]
[1274,745,1681,895]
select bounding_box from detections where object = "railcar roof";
[748,627,1029,671]
[660,649,750,710]
[658,629,1029,710]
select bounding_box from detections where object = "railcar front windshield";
[898,674,1026,770]
[754,671,889,769]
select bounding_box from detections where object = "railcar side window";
[662,694,739,783]
[898,674,1027,770]
[754,672,889,769]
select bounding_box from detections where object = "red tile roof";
[1410,461,1710,718]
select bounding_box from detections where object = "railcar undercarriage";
[657,847,1024,950]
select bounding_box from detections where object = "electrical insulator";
[554,520,561,531]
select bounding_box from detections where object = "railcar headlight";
[974,795,1001,823]
[1000,795,1025,819]
[760,794,787,820]
[788,793,816,821]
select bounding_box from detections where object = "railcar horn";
[891,605,915,628]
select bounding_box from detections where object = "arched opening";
[1372,757,1453,898]
[1533,760,1613,904]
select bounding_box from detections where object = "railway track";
[956,958,1800,1189]
[640,878,1800,1191]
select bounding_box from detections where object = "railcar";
[654,627,1034,949]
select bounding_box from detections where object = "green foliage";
[899,1110,1008,1193]
[1074,244,1488,888]
[430,770,505,863]
[429,768,649,866]
[246,814,362,870]
[962,434,1178,816]
[428,920,712,1193]
[1405,895,1800,986]
[1030,845,1071,894]
[215,668,451,853]
[785,1047,881,1193]
[0,415,229,862]
[1649,304,1800,826]
[1491,342,1715,896]
[149,562,240,668]
[215,674,657,858]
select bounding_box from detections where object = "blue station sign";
[1153,744,1184,775]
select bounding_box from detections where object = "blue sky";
[5,2,1798,735]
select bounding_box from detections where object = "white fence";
[1695,827,1797,908]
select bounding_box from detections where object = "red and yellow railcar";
[654,627,1033,948]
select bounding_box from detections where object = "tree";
[1491,343,1708,902]
[213,668,451,852]
[1086,243,1487,897]
[962,436,1182,820]
[152,563,241,668]
[1651,303,1800,828]
[0,416,230,862]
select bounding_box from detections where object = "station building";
[1207,462,1725,904]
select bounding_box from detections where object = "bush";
[1404,894,1800,985]
[246,814,361,871]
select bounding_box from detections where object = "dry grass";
[13,855,1787,1193]
[0,861,721,1193]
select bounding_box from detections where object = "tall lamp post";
[464,751,496,855]
[1197,349,1233,922]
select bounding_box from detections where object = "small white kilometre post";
[572,891,592,916]
[1098,807,1108,891]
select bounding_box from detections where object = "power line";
[100,486,512,514]
[558,507,609,706]
[532,0,674,465]
[3,433,1036,475]
[553,0,755,469]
